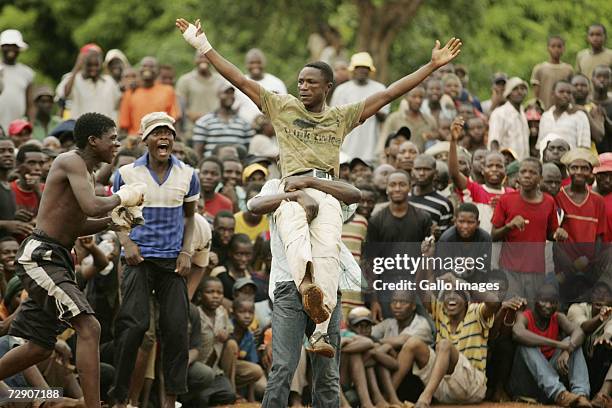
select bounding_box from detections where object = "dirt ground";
[215,403,559,408]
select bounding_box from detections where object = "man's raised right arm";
[176,18,262,108]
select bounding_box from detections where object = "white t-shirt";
[0,62,34,131]
[235,73,288,124]
[371,314,434,344]
[190,213,212,268]
[69,73,122,121]
[330,79,388,162]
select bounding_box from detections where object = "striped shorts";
[9,230,94,349]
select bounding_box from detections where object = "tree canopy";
[1,0,610,99]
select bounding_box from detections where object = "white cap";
[140,112,176,141]
[0,29,28,50]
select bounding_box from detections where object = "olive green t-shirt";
[260,88,365,177]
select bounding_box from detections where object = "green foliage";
[1,0,610,99]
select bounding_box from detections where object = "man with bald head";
[409,154,454,236]
[235,48,287,123]
[372,163,394,202]
[119,56,180,136]
[541,163,563,197]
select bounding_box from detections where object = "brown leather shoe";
[302,284,330,324]
[555,391,581,407]
[306,331,335,358]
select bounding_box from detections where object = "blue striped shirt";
[193,111,255,157]
[113,154,200,258]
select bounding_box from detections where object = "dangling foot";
[306,331,335,358]
[302,283,330,323]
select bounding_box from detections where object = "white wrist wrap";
[183,24,212,54]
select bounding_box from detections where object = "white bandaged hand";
[111,206,145,232]
[115,182,146,207]
[183,23,212,54]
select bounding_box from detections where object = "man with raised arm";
[177,17,461,356]
[0,112,144,408]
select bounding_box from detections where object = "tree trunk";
[354,0,424,83]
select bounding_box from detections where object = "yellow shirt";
[431,299,493,372]
[260,88,364,177]
[234,211,270,242]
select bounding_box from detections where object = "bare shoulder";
[52,151,86,172]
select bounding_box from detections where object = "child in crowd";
[212,233,254,305]
[231,298,267,401]
[195,277,236,406]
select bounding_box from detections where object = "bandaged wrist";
[183,24,212,54]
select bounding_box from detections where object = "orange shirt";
[119,84,180,135]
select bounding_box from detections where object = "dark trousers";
[110,259,189,402]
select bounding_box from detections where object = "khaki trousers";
[274,185,343,313]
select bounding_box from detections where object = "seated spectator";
[194,277,236,406]
[370,291,434,405]
[234,183,269,243]
[199,157,233,219]
[340,306,390,408]
[212,234,254,302]
[509,284,591,407]
[486,270,526,401]
[567,281,612,407]
[392,263,500,407]
[178,302,215,408]
[0,237,18,288]
[232,298,267,401]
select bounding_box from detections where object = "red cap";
[593,153,612,174]
[80,43,102,55]
[8,119,32,136]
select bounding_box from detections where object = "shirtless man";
[0,112,144,407]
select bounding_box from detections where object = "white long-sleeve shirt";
[488,101,530,160]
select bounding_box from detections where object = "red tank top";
[524,309,559,359]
